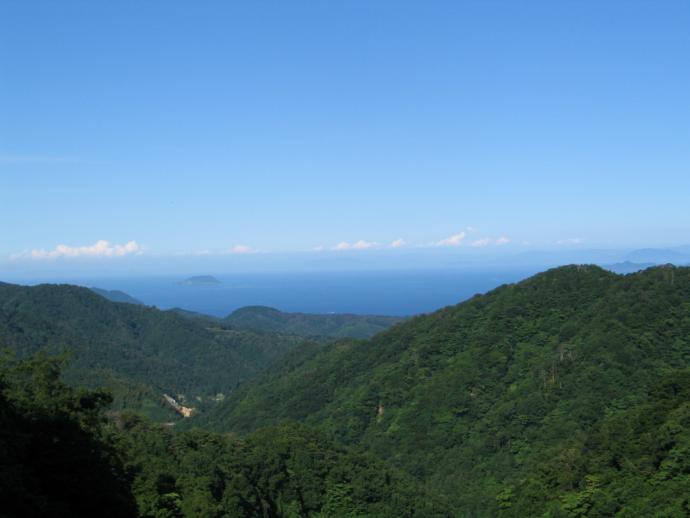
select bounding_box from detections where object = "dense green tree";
[0,282,306,418]
[194,265,690,515]
[225,305,404,339]
[0,353,136,517]
[0,354,449,517]
[3,265,690,516]
[120,417,450,517]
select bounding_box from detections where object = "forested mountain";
[90,287,143,305]
[0,355,449,517]
[225,305,404,339]
[194,265,690,515]
[0,282,304,418]
[2,266,689,516]
[169,306,222,323]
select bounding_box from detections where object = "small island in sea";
[177,275,221,286]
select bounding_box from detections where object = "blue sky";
[1,1,689,273]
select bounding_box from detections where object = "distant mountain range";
[225,305,405,339]
[623,247,690,264]
[90,287,143,305]
[3,265,690,515]
[601,248,690,274]
[92,286,405,339]
[601,261,656,274]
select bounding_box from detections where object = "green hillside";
[90,287,143,305]
[0,282,304,418]
[225,305,404,339]
[169,306,222,324]
[194,265,690,515]
[0,354,450,517]
[3,266,690,515]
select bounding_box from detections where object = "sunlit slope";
[195,265,690,514]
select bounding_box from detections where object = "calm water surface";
[21,269,540,317]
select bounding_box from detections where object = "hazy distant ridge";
[225,305,404,339]
[90,287,143,305]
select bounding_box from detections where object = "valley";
[2,265,689,515]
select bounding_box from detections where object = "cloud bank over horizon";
[11,240,142,260]
[7,230,522,262]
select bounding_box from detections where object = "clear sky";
[1,1,689,273]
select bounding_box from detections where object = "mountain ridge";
[225,305,404,339]
[192,264,690,514]
[90,287,143,305]
[0,281,305,419]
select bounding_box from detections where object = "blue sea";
[21,268,540,317]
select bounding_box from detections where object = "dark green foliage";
[0,354,136,517]
[4,265,690,516]
[225,305,404,339]
[0,282,304,418]
[168,307,222,324]
[196,265,690,515]
[121,418,450,517]
[502,369,690,517]
[0,354,448,517]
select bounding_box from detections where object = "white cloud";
[470,237,492,248]
[436,231,466,247]
[389,238,406,248]
[225,244,257,254]
[556,238,584,245]
[332,240,378,251]
[352,240,378,250]
[312,245,325,252]
[456,235,512,248]
[12,240,142,260]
